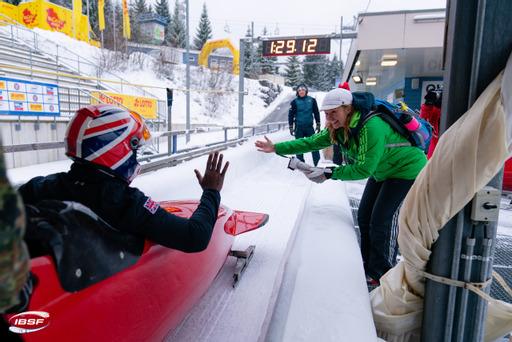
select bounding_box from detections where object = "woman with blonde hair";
[255,88,427,286]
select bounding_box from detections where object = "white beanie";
[320,88,353,111]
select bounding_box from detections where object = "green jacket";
[275,111,427,181]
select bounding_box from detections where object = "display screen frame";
[261,37,331,57]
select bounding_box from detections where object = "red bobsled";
[15,200,268,342]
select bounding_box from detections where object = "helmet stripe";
[84,121,130,139]
[76,117,92,159]
[111,149,134,170]
[88,112,131,128]
[84,120,135,162]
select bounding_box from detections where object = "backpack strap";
[349,110,413,149]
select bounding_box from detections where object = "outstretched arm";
[141,152,229,252]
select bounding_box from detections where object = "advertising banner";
[0,77,60,116]
[90,91,158,119]
[6,0,90,43]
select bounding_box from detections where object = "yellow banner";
[90,91,157,119]
[29,103,43,111]
[0,81,6,90]
[121,0,130,39]
[0,2,19,23]
[1,0,91,43]
[9,92,26,101]
[72,0,81,38]
[98,0,105,31]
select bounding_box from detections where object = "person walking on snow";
[288,84,321,166]
[256,88,427,286]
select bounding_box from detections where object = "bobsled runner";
[7,200,268,342]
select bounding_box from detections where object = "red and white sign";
[8,311,51,334]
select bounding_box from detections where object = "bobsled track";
[10,130,377,341]
[142,131,377,342]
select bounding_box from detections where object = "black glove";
[315,122,321,133]
[289,125,295,136]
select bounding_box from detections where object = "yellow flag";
[98,0,105,31]
[72,0,82,38]
[122,0,131,39]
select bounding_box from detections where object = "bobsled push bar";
[229,245,256,288]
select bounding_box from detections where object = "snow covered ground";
[8,130,378,341]
[17,28,293,127]
[7,129,511,341]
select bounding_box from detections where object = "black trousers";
[295,125,320,166]
[357,177,415,280]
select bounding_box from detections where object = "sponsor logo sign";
[22,8,37,25]
[46,8,66,30]
[8,311,51,334]
[0,77,60,116]
[91,91,158,119]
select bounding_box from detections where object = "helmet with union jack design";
[64,104,151,183]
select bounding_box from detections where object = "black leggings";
[294,125,320,166]
[357,177,415,280]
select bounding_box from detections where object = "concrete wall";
[357,9,445,50]
[0,117,69,168]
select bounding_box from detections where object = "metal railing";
[0,14,167,121]
[2,121,288,172]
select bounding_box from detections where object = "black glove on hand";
[289,125,295,136]
[315,122,321,133]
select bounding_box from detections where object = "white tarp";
[370,52,512,342]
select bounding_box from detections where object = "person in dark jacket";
[288,84,321,166]
[19,105,229,253]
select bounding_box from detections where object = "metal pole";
[86,0,90,41]
[167,88,173,155]
[238,38,246,139]
[112,3,117,52]
[185,0,191,143]
[422,0,512,340]
[339,16,343,71]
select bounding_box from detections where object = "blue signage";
[0,77,60,116]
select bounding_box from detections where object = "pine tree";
[154,0,171,45]
[193,3,212,50]
[133,0,147,15]
[303,55,329,90]
[169,0,186,48]
[88,0,100,41]
[242,25,257,78]
[284,55,303,87]
[129,0,151,43]
[326,55,343,89]
[4,0,21,4]
[102,0,116,49]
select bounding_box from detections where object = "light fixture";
[355,60,361,66]
[352,74,362,83]
[366,77,377,86]
[381,54,398,67]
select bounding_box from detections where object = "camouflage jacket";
[0,139,29,313]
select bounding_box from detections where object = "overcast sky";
[163,0,447,61]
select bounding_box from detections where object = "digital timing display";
[262,37,331,57]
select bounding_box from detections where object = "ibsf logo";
[8,311,51,334]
